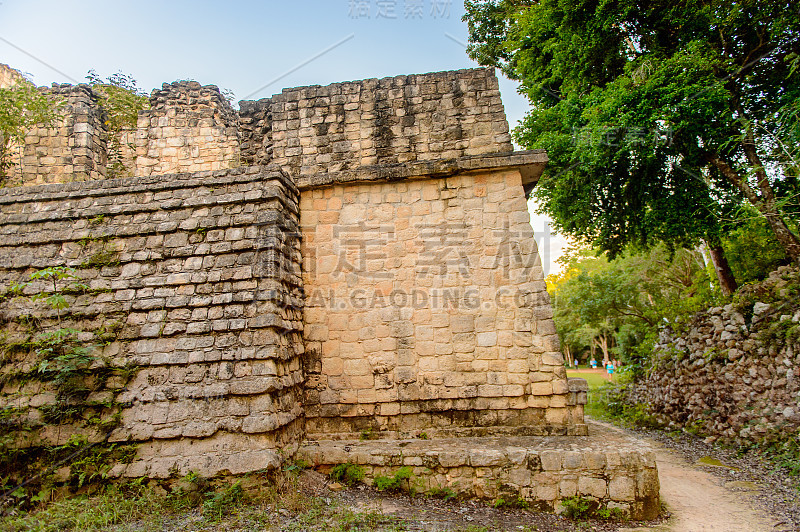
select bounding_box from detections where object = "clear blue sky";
[0,0,568,274]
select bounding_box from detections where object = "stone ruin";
[0,63,659,518]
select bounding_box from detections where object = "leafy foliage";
[549,244,719,366]
[86,71,149,179]
[372,467,415,493]
[464,0,800,262]
[329,463,365,486]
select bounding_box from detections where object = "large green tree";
[464,0,800,286]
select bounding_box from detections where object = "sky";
[0,0,569,275]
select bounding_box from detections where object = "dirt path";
[589,420,789,532]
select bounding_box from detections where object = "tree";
[0,81,60,184]
[464,0,800,278]
[548,244,717,364]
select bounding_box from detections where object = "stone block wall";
[0,165,305,478]
[270,68,513,179]
[11,84,109,186]
[301,167,584,439]
[133,81,241,177]
[0,63,24,88]
[2,84,108,186]
[6,68,512,188]
[299,434,660,520]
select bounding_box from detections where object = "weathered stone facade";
[298,421,660,520]
[13,84,109,185]
[134,82,241,177]
[0,166,304,478]
[301,168,583,438]
[0,65,658,514]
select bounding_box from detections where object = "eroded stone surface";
[298,428,660,520]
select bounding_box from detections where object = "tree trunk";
[705,242,738,296]
[563,344,573,367]
[593,334,610,366]
[708,153,800,264]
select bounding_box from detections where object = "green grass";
[0,474,411,532]
[566,370,614,390]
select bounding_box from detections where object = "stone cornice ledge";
[292,150,548,190]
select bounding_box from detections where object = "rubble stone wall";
[0,165,305,478]
[300,168,584,439]
[629,266,800,445]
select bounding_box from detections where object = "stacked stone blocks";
[298,434,660,520]
[301,168,584,438]
[0,165,304,477]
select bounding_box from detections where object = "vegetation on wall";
[86,70,149,179]
[0,80,61,185]
[0,257,135,509]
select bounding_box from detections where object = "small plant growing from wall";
[329,463,365,487]
[0,266,135,509]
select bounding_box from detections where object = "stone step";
[298,430,660,521]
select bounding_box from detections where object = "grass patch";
[0,472,411,531]
[566,370,614,390]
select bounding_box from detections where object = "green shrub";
[493,495,528,509]
[329,463,365,486]
[427,486,457,501]
[373,466,415,493]
[560,495,595,519]
[202,480,245,521]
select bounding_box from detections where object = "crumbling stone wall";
[134,82,241,177]
[238,98,272,167]
[8,68,512,188]
[0,165,304,478]
[629,266,800,445]
[301,165,584,439]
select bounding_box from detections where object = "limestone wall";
[134,82,241,177]
[270,68,513,180]
[0,165,305,478]
[628,266,800,446]
[11,84,108,186]
[299,433,660,520]
[301,167,584,439]
[0,63,24,88]
[5,68,512,189]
